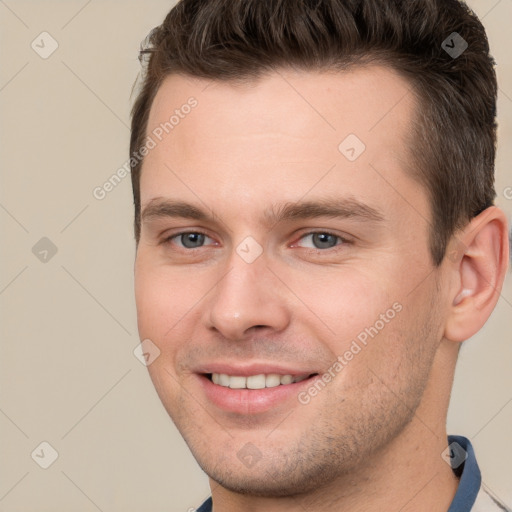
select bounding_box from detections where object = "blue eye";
[297,232,344,250]
[170,232,213,249]
[163,231,347,252]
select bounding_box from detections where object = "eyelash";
[161,230,352,252]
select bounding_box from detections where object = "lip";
[195,369,320,414]
[194,362,317,377]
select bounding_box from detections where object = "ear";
[444,206,510,343]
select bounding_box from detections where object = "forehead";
[140,65,426,226]
[145,65,416,155]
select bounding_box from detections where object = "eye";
[162,230,348,252]
[166,231,215,249]
[296,232,346,250]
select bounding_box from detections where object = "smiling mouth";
[205,373,319,390]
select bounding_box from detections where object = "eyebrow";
[141,197,385,227]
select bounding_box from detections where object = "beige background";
[0,1,511,510]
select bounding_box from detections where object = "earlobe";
[444,207,509,343]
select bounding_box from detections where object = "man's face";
[134,67,449,496]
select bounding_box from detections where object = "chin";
[186,432,360,500]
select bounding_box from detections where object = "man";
[130,0,510,510]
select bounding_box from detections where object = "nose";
[205,253,290,340]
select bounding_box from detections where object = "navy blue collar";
[196,435,481,512]
[447,435,481,511]
[196,496,212,512]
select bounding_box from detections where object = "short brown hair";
[130,0,497,265]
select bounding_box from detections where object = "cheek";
[134,260,195,339]
[283,265,400,337]
[135,260,178,345]
[134,260,213,382]
[134,263,194,408]
[134,267,166,339]
[287,267,421,383]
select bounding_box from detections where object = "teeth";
[228,376,246,389]
[211,373,310,389]
[247,374,266,389]
[280,374,293,385]
[218,373,230,387]
[265,374,281,388]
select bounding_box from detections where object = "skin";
[134,66,509,511]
